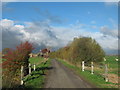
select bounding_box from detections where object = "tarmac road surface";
[44,59,95,88]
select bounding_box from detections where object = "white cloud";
[1,19,62,51]
[1,19,118,54]
[1,19,14,27]
[90,32,118,50]
[100,25,118,37]
[1,19,25,49]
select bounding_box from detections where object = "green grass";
[104,56,118,75]
[58,58,118,88]
[23,57,51,88]
[29,57,44,64]
[104,56,118,69]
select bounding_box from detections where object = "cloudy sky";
[1,2,119,54]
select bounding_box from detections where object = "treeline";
[50,37,105,65]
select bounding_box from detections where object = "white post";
[21,65,24,85]
[104,58,106,61]
[33,64,36,71]
[91,62,94,74]
[115,58,118,61]
[29,63,31,75]
[82,61,84,71]
[105,64,108,82]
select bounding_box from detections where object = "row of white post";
[20,63,36,85]
[81,61,108,82]
[82,61,94,74]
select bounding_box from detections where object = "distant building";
[29,48,50,58]
[29,53,33,57]
[29,53,39,57]
[40,48,50,58]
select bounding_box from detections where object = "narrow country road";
[44,59,95,88]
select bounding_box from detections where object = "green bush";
[50,37,105,65]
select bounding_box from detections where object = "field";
[58,55,119,88]
[23,57,51,88]
[104,56,118,74]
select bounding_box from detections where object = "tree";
[50,37,105,65]
[2,41,34,87]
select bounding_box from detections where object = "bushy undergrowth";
[2,41,33,88]
[50,37,105,65]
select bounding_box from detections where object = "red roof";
[41,48,50,53]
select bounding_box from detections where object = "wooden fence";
[81,60,109,82]
[20,59,48,85]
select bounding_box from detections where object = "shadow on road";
[23,66,53,84]
[36,66,53,71]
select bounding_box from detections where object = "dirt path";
[44,59,95,88]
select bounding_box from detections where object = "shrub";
[2,41,34,87]
[50,37,105,65]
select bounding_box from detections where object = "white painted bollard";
[115,58,118,61]
[82,61,84,71]
[105,64,108,82]
[33,64,36,71]
[21,65,24,85]
[91,62,94,74]
[104,58,106,61]
[29,63,31,75]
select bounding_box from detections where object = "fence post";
[82,61,84,71]
[21,65,24,85]
[115,58,118,61]
[105,64,108,82]
[29,63,31,75]
[104,58,106,61]
[33,64,36,71]
[91,62,94,74]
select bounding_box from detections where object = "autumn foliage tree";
[69,37,105,65]
[50,37,105,65]
[2,41,34,87]
[3,41,34,74]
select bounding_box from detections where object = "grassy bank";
[104,56,118,75]
[23,57,51,88]
[58,56,118,88]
